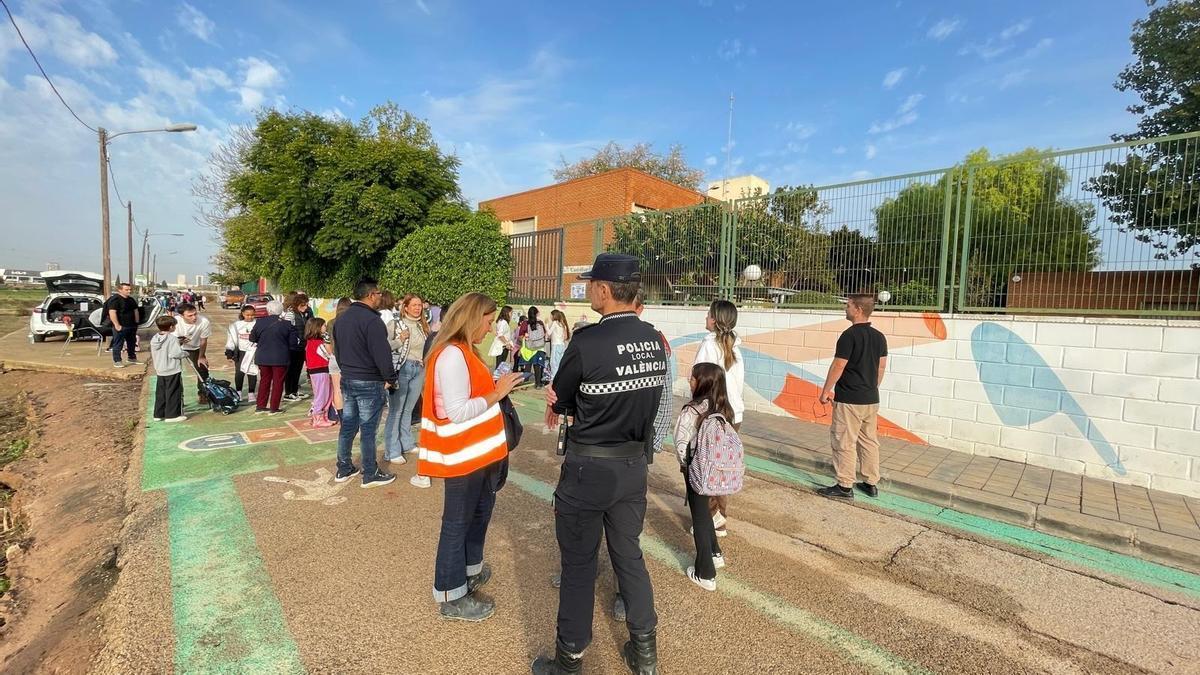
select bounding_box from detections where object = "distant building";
[706,174,770,201]
[480,167,707,299]
[0,268,41,284]
[176,274,187,286]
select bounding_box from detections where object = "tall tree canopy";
[213,103,465,293]
[554,142,706,191]
[877,148,1102,306]
[1086,0,1200,267]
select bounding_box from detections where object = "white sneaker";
[713,554,726,569]
[410,475,431,489]
[152,417,164,422]
[165,415,187,423]
[388,455,408,465]
[687,566,716,591]
[716,528,728,538]
[713,512,727,529]
[248,393,257,404]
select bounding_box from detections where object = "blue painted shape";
[1001,387,1061,413]
[972,323,1123,474]
[979,362,1034,387]
[670,332,823,404]
[989,404,1032,427]
[972,341,1007,363]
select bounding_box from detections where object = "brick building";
[480,168,706,300]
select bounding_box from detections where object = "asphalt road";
[94,309,1200,674]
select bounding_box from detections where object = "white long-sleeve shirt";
[225,320,257,352]
[434,345,489,423]
[694,333,745,424]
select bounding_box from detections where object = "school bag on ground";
[687,412,745,496]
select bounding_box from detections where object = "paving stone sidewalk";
[726,400,1200,572]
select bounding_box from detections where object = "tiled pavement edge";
[723,399,1200,575]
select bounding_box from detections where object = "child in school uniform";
[151,315,188,422]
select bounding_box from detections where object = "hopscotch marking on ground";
[177,419,337,452]
[262,468,348,506]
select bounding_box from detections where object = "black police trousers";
[554,453,657,652]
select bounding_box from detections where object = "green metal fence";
[512,130,1200,317]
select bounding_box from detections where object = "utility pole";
[127,200,134,287]
[151,253,157,287]
[99,127,111,297]
[139,230,148,284]
[722,93,734,201]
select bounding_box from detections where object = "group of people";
[149,251,888,675]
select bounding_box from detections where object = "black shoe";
[855,482,879,498]
[361,470,396,488]
[623,630,658,675]
[612,592,627,622]
[468,563,492,594]
[335,465,359,483]
[817,484,854,500]
[440,593,495,622]
[531,639,583,675]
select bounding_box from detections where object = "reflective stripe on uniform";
[417,429,507,466]
[419,404,501,437]
[579,375,667,396]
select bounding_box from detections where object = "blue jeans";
[337,379,385,477]
[384,360,425,461]
[112,326,137,363]
[433,462,500,602]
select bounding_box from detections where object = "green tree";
[554,142,706,191]
[876,148,1102,306]
[1087,0,1200,267]
[379,205,511,305]
[221,103,461,293]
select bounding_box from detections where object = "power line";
[0,0,97,133]
[107,157,130,209]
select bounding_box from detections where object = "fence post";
[718,206,733,300]
[956,168,977,314]
[938,173,955,314]
[593,219,604,257]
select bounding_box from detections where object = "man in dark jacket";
[332,278,398,488]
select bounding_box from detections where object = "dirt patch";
[0,371,141,674]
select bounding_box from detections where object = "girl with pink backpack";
[675,362,745,591]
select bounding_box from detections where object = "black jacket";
[332,302,396,383]
[249,317,300,367]
[287,307,314,351]
[550,311,667,447]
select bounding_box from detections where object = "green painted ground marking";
[167,478,304,674]
[743,455,1200,598]
[506,470,930,675]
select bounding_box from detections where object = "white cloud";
[235,57,284,111]
[321,107,346,120]
[415,0,431,15]
[339,94,356,107]
[998,69,1029,90]
[882,67,907,89]
[705,156,718,166]
[718,38,743,61]
[5,10,119,68]
[422,48,567,132]
[832,146,846,155]
[927,18,962,41]
[785,121,815,140]
[897,93,924,114]
[865,144,877,160]
[1025,37,1054,57]
[177,3,216,43]
[869,93,924,134]
[1000,19,1031,40]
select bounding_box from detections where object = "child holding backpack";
[675,362,745,591]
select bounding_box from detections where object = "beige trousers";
[830,402,881,488]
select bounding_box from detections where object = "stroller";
[187,355,241,415]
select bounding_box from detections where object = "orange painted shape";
[245,427,300,443]
[922,312,948,341]
[771,374,927,445]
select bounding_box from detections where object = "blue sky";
[0,0,1149,280]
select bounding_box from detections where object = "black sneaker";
[361,470,396,489]
[439,593,495,622]
[855,482,879,498]
[817,484,854,500]
[335,465,359,483]
[467,563,492,594]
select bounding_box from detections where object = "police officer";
[532,253,666,675]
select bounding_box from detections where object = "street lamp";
[99,123,197,296]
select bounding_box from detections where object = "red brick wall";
[481,168,705,299]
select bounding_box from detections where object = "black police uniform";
[549,292,667,655]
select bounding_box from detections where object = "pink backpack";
[687,411,745,496]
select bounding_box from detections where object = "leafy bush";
[888,279,938,307]
[380,208,511,305]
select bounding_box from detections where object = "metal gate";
[508,228,564,303]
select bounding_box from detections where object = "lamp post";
[140,231,184,289]
[99,122,197,296]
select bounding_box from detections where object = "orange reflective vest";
[416,342,508,479]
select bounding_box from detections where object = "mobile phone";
[556,415,568,456]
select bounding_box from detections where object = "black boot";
[533,364,545,389]
[623,630,658,675]
[531,639,583,674]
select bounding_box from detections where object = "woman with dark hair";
[693,299,744,537]
[328,297,353,421]
[282,292,314,401]
[674,362,736,591]
[519,306,549,388]
[487,305,515,368]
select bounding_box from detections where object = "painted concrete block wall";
[643,306,1200,499]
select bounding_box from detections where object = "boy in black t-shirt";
[817,294,889,499]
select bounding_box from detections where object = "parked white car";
[29,271,161,343]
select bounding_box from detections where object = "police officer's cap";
[578,253,641,283]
